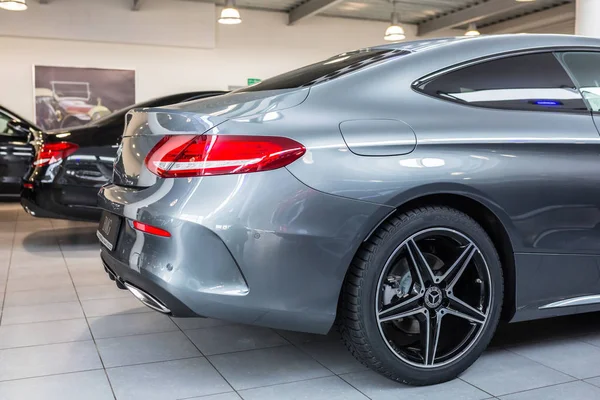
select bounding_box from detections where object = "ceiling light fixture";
[384,1,405,41]
[464,23,480,36]
[0,0,27,11]
[218,0,242,25]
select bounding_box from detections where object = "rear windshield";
[239,49,408,92]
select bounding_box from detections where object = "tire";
[339,206,503,385]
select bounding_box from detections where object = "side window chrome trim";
[411,47,595,115]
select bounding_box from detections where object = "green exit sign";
[247,78,261,86]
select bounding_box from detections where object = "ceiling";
[199,0,574,31]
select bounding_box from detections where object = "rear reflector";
[132,221,171,237]
[23,183,33,189]
[145,135,306,178]
[33,142,79,167]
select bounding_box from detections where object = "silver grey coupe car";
[97,34,600,385]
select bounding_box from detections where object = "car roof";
[374,34,600,55]
[351,34,600,85]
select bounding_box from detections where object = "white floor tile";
[0,341,102,381]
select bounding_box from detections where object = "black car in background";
[21,91,226,221]
[0,106,42,198]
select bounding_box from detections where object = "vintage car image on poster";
[34,66,135,130]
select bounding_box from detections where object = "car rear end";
[96,49,410,332]
[21,126,115,221]
[97,84,392,333]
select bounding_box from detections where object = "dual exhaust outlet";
[104,264,171,314]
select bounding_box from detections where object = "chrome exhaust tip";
[123,282,171,314]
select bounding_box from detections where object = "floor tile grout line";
[0,367,105,384]
[92,327,190,342]
[2,299,81,309]
[170,319,238,331]
[52,218,118,400]
[269,330,374,399]
[502,345,581,381]
[0,337,95,351]
[574,336,600,350]
[103,354,210,370]
[582,380,600,390]
[233,374,368,396]
[457,377,497,399]
[203,342,293,358]
[176,388,239,400]
[176,319,240,397]
[0,307,155,325]
[0,213,18,326]
[2,315,96,326]
[334,373,374,400]
[104,355,206,371]
[489,379,587,398]
[460,345,582,397]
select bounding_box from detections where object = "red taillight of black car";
[144,135,306,178]
[33,142,79,167]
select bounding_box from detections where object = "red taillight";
[33,142,79,167]
[132,221,171,237]
[23,183,33,189]
[144,135,306,178]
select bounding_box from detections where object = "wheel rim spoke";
[447,295,486,324]
[420,310,443,365]
[375,227,491,368]
[438,243,475,286]
[406,239,436,285]
[378,295,423,322]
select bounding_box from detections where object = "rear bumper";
[21,184,101,221]
[21,193,61,219]
[101,250,199,317]
[97,168,392,333]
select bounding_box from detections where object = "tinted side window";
[560,52,600,112]
[418,53,587,113]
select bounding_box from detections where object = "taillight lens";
[145,135,306,178]
[33,142,79,167]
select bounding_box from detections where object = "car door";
[0,110,34,197]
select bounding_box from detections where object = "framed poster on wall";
[33,65,135,131]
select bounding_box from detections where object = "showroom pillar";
[575,0,600,36]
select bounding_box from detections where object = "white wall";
[0,0,215,48]
[0,0,459,121]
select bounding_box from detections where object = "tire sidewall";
[359,208,503,383]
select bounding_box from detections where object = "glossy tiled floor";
[2,202,600,399]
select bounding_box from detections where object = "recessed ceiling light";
[0,0,27,11]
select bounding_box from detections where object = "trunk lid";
[112,88,308,188]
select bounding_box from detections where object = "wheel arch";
[364,191,517,322]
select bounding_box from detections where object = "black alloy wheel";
[339,206,503,385]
